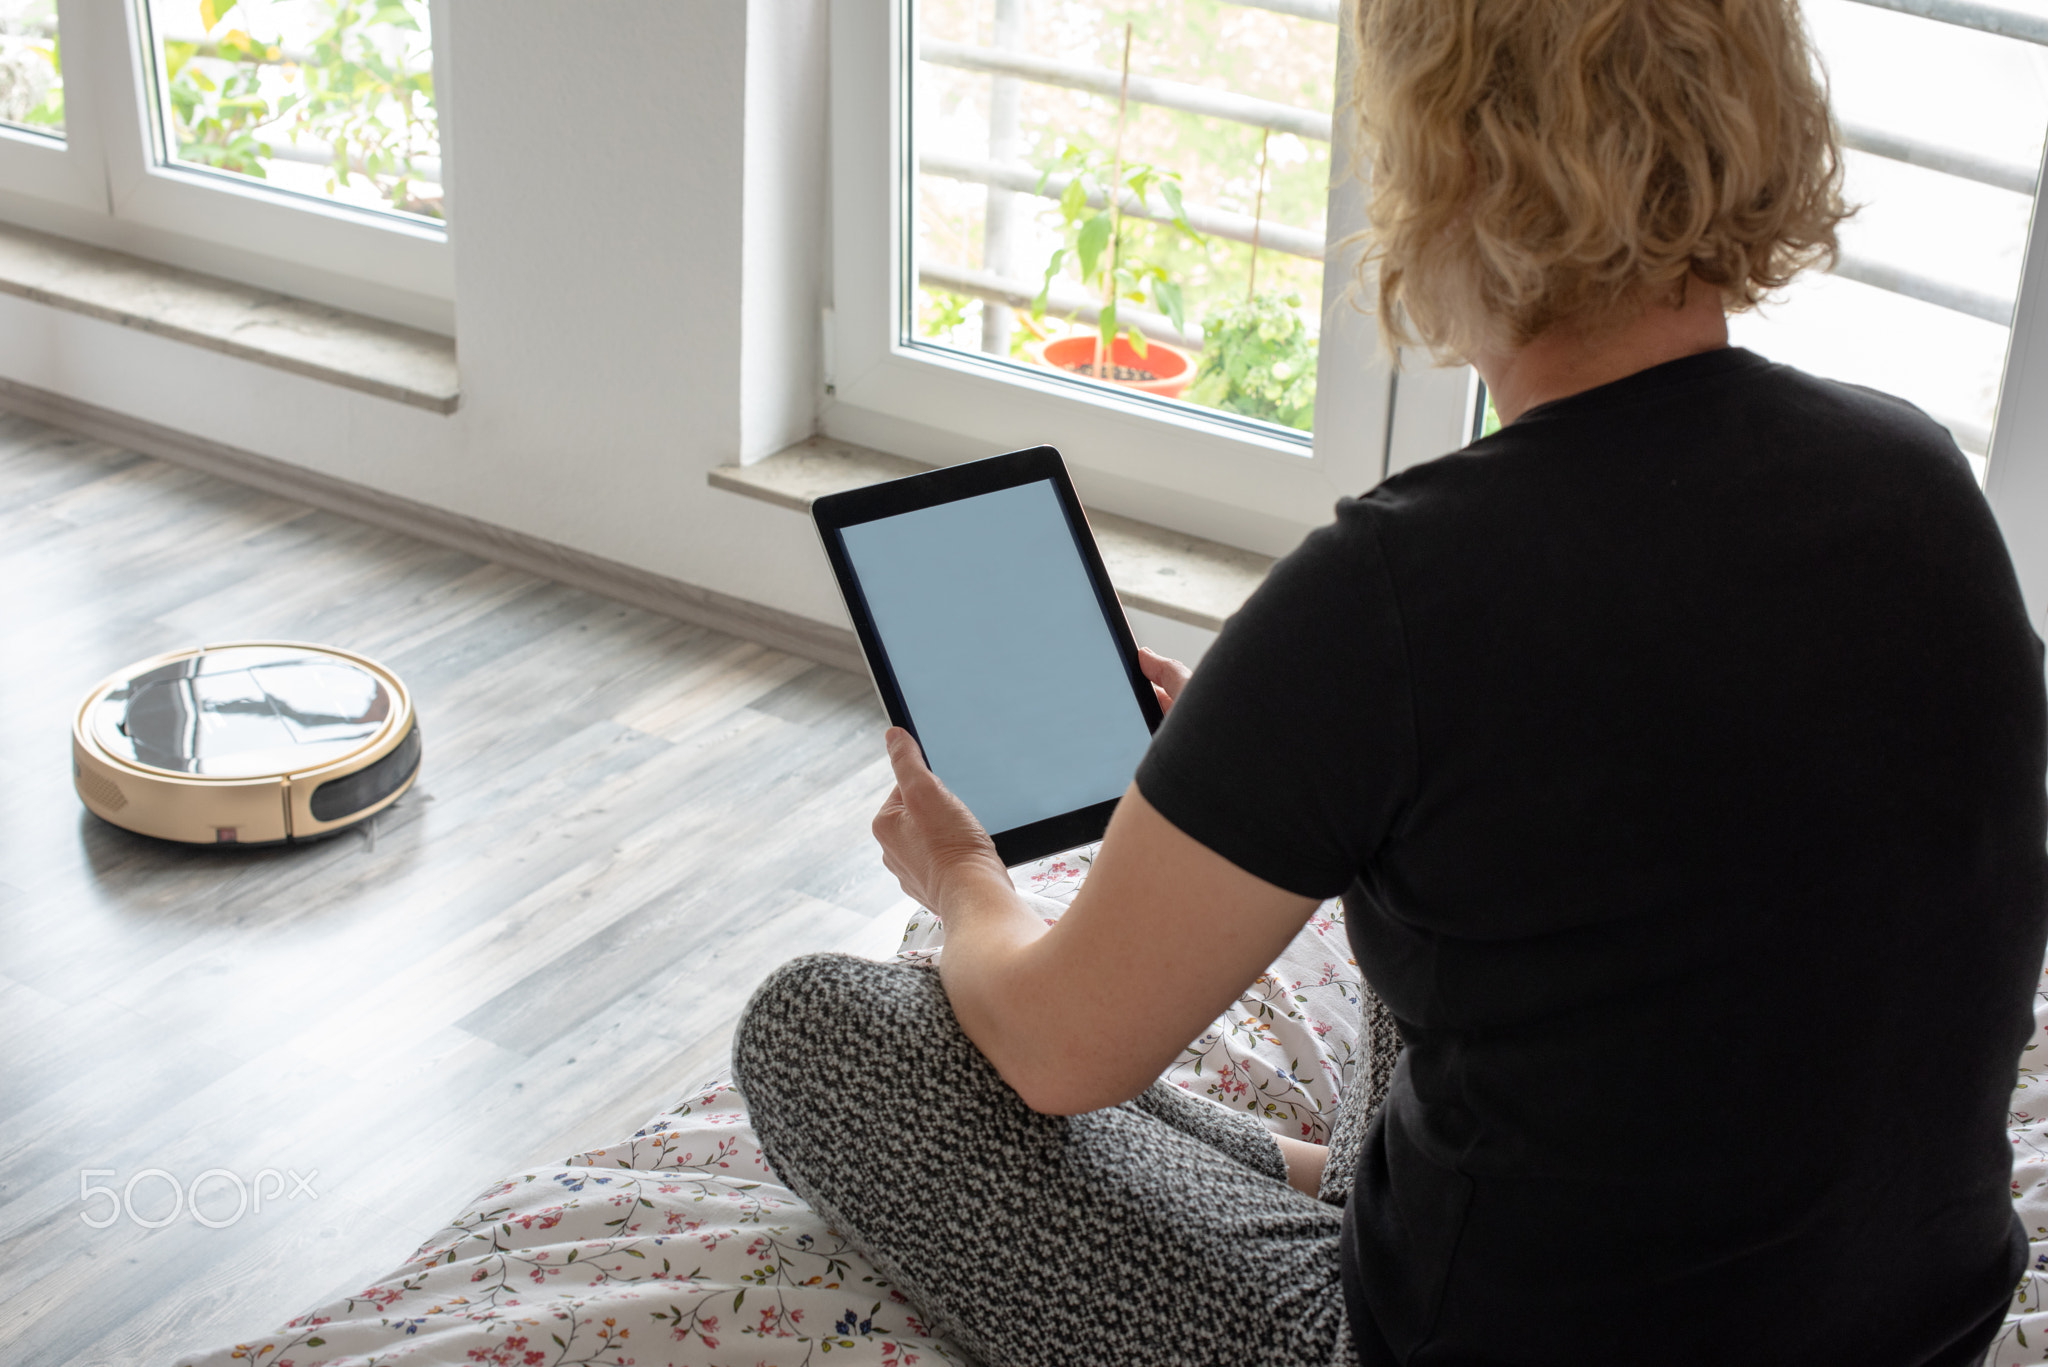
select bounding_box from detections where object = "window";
[1463,2,2048,482]
[0,0,62,138]
[1726,0,2048,483]
[833,0,2048,553]
[134,0,442,223]
[0,0,450,325]
[910,4,1337,441]
[0,0,92,208]
[829,0,1414,557]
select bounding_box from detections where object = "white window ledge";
[711,436,1274,633]
[0,221,458,413]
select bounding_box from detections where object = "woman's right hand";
[1137,646,1192,715]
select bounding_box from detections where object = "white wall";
[1989,140,2048,639]
[742,0,830,465]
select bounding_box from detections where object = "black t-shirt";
[1137,348,2048,1364]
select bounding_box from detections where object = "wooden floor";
[0,415,908,1366]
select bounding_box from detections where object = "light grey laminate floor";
[0,414,906,1366]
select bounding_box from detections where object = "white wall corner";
[1988,136,2048,638]
[739,0,830,465]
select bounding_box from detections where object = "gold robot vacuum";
[72,642,421,846]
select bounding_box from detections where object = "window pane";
[0,0,62,137]
[140,0,442,222]
[1727,2,2048,481]
[910,0,1338,439]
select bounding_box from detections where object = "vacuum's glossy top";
[89,645,395,779]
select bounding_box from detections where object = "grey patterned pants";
[733,952,1361,1367]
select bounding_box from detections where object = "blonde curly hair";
[1350,0,1849,362]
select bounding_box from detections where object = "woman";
[736,0,2048,1362]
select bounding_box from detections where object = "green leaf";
[1034,248,1065,318]
[1126,326,1148,358]
[1160,179,1196,236]
[1075,211,1112,282]
[199,0,229,32]
[1058,176,1086,221]
[1154,280,1185,332]
[1097,300,1118,354]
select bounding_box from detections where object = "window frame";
[823,0,1472,555]
[0,0,454,323]
[0,0,111,210]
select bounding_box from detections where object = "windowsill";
[710,436,1274,633]
[0,220,458,413]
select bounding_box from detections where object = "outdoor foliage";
[1031,144,1202,356]
[918,288,974,340]
[0,0,62,131]
[1185,291,1317,431]
[916,0,1335,433]
[163,0,440,218]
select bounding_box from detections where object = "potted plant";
[1028,26,1203,397]
[1183,129,1316,431]
[1184,290,1317,431]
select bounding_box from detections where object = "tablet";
[813,446,1163,865]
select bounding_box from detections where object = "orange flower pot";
[1034,333,1194,400]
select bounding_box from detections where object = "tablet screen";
[837,479,1154,837]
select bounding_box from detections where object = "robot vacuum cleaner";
[72,641,420,845]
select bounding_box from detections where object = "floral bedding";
[1988,963,2048,1365]
[175,848,1368,1367]
[176,843,2048,1367]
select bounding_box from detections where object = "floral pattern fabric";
[174,846,1364,1367]
[176,842,2048,1366]
[1983,954,2048,1365]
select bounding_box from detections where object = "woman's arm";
[870,664,1321,1119]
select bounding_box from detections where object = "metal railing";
[920,6,2039,339]
[1837,119,2036,196]
[1219,0,2048,45]
[923,152,1325,260]
[919,39,1333,142]
[1847,0,2048,46]
[927,35,2040,202]
[920,261,1202,350]
[1833,256,2015,326]
[1233,0,1338,21]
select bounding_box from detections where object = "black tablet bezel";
[812,445,1164,866]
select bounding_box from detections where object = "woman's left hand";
[872,727,1013,914]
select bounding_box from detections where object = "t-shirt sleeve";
[1135,498,1417,900]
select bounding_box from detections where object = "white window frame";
[823,0,1474,555]
[0,0,113,210]
[0,0,453,329]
